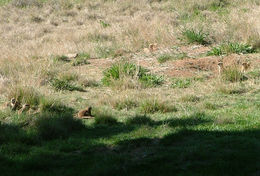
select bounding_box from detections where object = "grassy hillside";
[0,0,259,175]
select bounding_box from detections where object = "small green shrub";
[221,67,245,82]
[102,62,163,87]
[182,29,209,45]
[140,99,177,114]
[207,43,256,56]
[50,78,84,91]
[139,74,164,87]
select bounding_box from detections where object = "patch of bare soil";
[77,45,260,80]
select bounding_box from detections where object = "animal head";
[149,43,158,51]
[242,62,250,67]
[11,98,16,104]
[88,106,92,111]
[217,62,223,67]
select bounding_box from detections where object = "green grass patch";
[99,20,110,28]
[207,43,256,56]
[171,77,203,88]
[50,78,84,91]
[35,113,83,140]
[52,55,70,62]
[218,85,248,95]
[102,62,164,87]
[114,99,138,111]
[140,99,177,114]
[39,97,74,114]
[157,53,188,63]
[95,46,116,58]
[7,86,41,106]
[94,114,118,125]
[0,0,11,6]
[221,67,246,82]
[180,95,201,102]
[182,29,209,45]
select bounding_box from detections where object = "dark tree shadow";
[0,112,259,176]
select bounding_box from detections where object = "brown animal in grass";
[10,98,20,111]
[18,104,30,114]
[149,43,158,52]
[77,106,93,119]
[241,62,250,73]
[217,61,224,75]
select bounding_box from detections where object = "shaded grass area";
[0,109,259,176]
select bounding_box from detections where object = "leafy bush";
[140,99,177,114]
[207,43,256,56]
[182,29,209,45]
[102,62,163,87]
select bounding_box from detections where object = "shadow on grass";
[0,112,259,176]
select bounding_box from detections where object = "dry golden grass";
[0,0,259,110]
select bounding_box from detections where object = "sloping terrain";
[0,0,260,176]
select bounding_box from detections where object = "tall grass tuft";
[182,29,209,45]
[102,62,163,87]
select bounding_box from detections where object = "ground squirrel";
[241,62,250,73]
[77,106,93,119]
